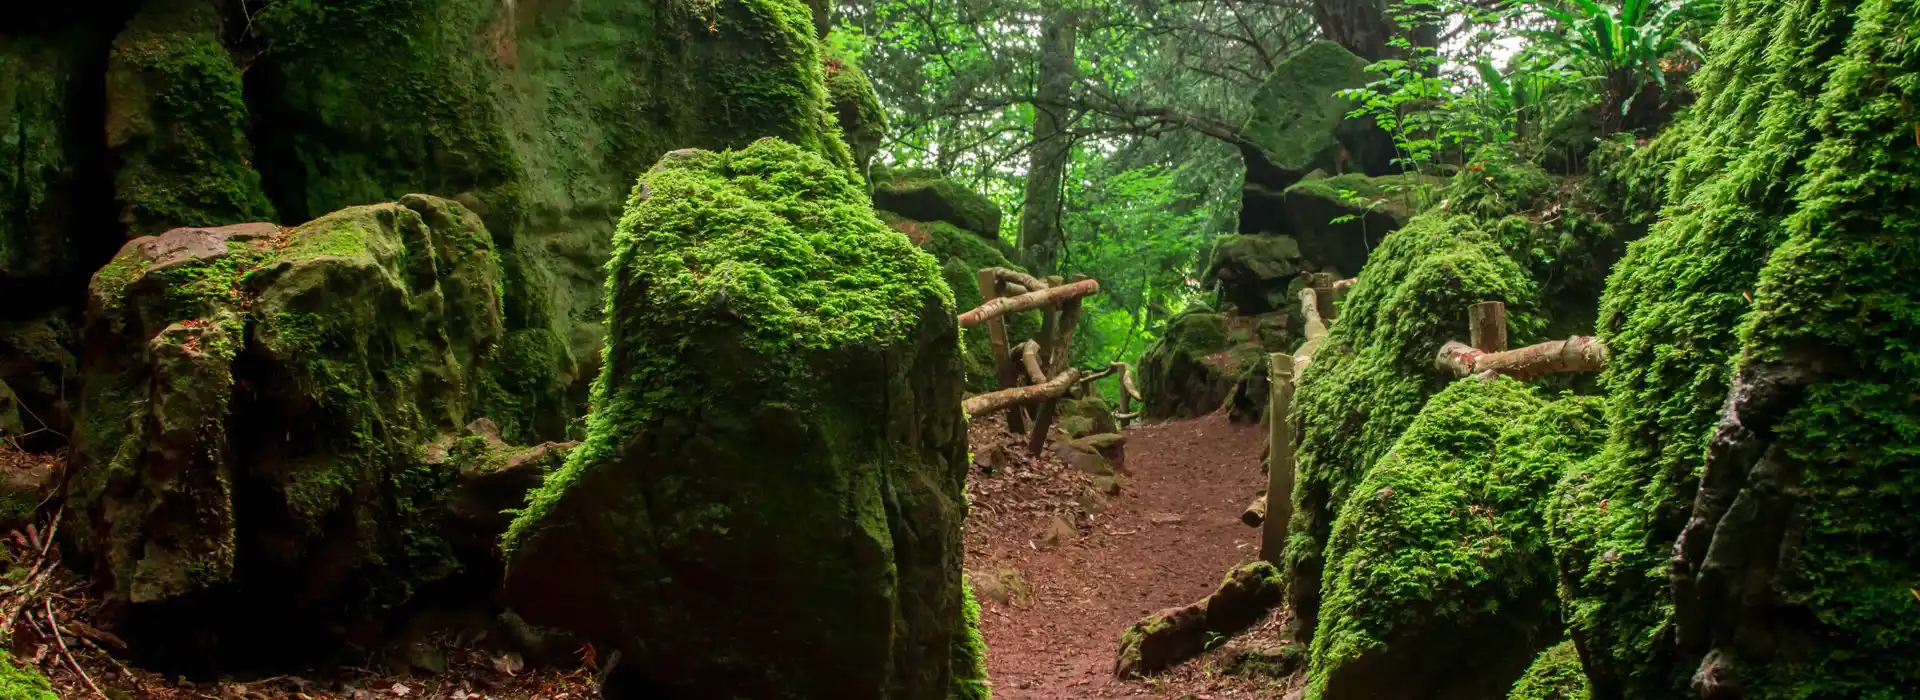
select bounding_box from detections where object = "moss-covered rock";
[1137,311,1234,420]
[825,42,886,178]
[70,195,510,668]
[0,650,56,700]
[1114,560,1284,678]
[1280,212,1539,642]
[905,216,1039,392]
[1508,641,1590,700]
[1279,171,1422,278]
[872,166,1005,239]
[0,30,92,294]
[1205,234,1304,314]
[954,577,993,700]
[105,0,275,238]
[1239,41,1397,241]
[503,139,967,697]
[1304,380,1606,700]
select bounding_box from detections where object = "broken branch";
[963,368,1085,416]
[958,279,1101,328]
[1436,337,1608,380]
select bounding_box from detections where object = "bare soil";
[965,411,1292,699]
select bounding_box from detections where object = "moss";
[1542,0,1858,690]
[871,166,1005,238]
[0,651,54,700]
[1281,211,1539,640]
[1241,41,1371,176]
[0,31,89,287]
[107,0,276,237]
[502,138,962,695]
[953,577,993,700]
[1508,642,1590,700]
[1305,380,1605,699]
[917,218,1039,391]
[823,40,885,175]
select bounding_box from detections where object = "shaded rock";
[825,43,886,178]
[1140,311,1291,421]
[1218,639,1306,679]
[1279,171,1422,278]
[69,197,525,669]
[1205,234,1304,314]
[0,315,77,449]
[503,140,967,699]
[1239,41,1397,243]
[1068,433,1127,472]
[1115,561,1284,678]
[901,215,1039,392]
[1053,393,1118,439]
[872,166,1004,238]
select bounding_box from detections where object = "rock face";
[4,0,855,445]
[1303,380,1605,700]
[1278,171,1420,278]
[69,196,521,667]
[826,43,887,178]
[503,140,968,699]
[885,208,1037,392]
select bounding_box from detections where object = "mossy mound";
[1280,212,1538,640]
[872,166,1005,239]
[1508,641,1590,700]
[954,578,993,700]
[0,651,55,700]
[503,139,968,698]
[105,0,276,238]
[70,196,519,669]
[1239,41,1397,241]
[1304,380,1606,700]
[1279,171,1423,278]
[1114,561,1284,678]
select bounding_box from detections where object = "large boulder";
[1205,234,1304,314]
[503,139,969,699]
[1238,41,1396,242]
[1278,171,1422,278]
[871,166,1005,239]
[1139,309,1292,421]
[825,43,887,178]
[69,196,527,668]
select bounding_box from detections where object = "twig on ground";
[47,598,107,699]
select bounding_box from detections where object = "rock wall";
[503,139,968,698]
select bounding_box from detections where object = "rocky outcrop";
[1278,171,1421,278]
[503,140,968,698]
[891,212,1038,392]
[68,196,545,668]
[1303,380,1605,700]
[826,43,887,178]
[1138,309,1292,421]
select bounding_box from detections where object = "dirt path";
[964,411,1276,699]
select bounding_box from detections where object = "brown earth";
[965,411,1295,699]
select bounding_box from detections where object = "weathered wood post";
[977,269,1024,432]
[1469,301,1508,353]
[1260,353,1296,564]
[1311,272,1339,322]
[1026,297,1080,455]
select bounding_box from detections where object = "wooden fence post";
[1260,353,1296,565]
[977,269,1025,433]
[1311,272,1339,322]
[1469,301,1508,353]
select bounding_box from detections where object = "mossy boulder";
[0,29,93,295]
[0,651,55,700]
[1280,212,1538,642]
[1303,380,1605,700]
[1205,234,1303,314]
[1114,560,1283,678]
[502,139,968,698]
[1137,311,1235,420]
[69,195,519,668]
[1239,41,1397,240]
[1507,641,1589,700]
[872,166,1004,239]
[825,43,886,178]
[105,0,276,238]
[1279,171,1423,278]
[954,578,992,700]
[1054,393,1118,439]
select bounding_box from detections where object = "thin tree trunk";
[1019,9,1076,273]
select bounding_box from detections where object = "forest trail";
[965,411,1280,699]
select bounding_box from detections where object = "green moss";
[1281,211,1539,639]
[108,0,276,237]
[1508,642,1590,700]
[0,31,88,287]
[954,577,993,700]
[0,651,54,700]
[917,218,1040,391]
[1542,0,1856,690]
[872,166,1005,238]
[1241,41,1371,174]
[1305,380,1605,699]
[823,40,886,174]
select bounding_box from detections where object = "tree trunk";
[1019,9,1076,273]
[1310,0,1437,62]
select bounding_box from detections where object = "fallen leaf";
[390,682,411,697]
[491,652,525,676]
